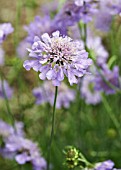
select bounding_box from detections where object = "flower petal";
[41,33,51,44]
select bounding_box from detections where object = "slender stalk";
[14,0,22,47]
[47,86,58,170]
[83,23,87,49]
[0,75,15,128]
[78,22,87,49]
[102,94,121,139]
[79,20,121,94]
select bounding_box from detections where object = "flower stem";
[0,74,15,128]
[83,23,87,49]
[102,94,121,139]
[47,86,58,170]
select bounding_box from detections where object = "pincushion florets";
[23,31,92,86]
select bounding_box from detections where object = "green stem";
[102,94,121,139]
[47,86,58,170]
[78,22,87,49]
[0,74,15,128]
[80,20,121,95]
[14,0,22,48]
[83,23,87,49]
[87,47,121,95]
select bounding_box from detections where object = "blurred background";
[0,0,121,170]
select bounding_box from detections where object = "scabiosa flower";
[53,1,82,28]
[0,120,25,158]
[95,160,115,170]
[95,65,120,95]
[23,31,92,86]
[33,81,75,109]
[5,136,47,169]
[24,15,52,44]
[53,0,98,28]
[0,80,13,99]
[0,120,46,170]
[79,0,99,23]
[0,23,14,44]
[81,75,101,105]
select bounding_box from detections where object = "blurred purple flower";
[5,136,46,169]
[87,35,109,65]
[53,1,82,28]
[95,65,120,94]
[41,0,59,16]
[81,75,101,105]
[104,0,121,16]
[95,160,115,170]
[24,15,52,44]
[53,0,98,27]
[0,119,46,170]
[33,81,75,109]
[32,157,47,170]
[23,31,92,86]
[0,120,25,159]
[0,120,14,138]
[95,0,113,32]
[75,0,84,6]
[0,80,13,99]
[95,11,112,32]
[16,40,31,59]
[0,46,5,66]
[0,23,14,44]
[79,1,98,23]
[0,119,24,139]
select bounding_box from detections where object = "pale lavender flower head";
[23,31,92,86]
[33,81,75,109]
[53,0,98,27]
[95,65,120,94]
[0,23,14,44]
[0,46,5,66]
[53,1,82,28]
[0,120,24,158]
[79,1,98,23]
[0,80,13,99]
[95,160,115,170]
[24,16,52,44]
[0,120,46,170]
[5,136,46,169]
[81,75,101,105]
